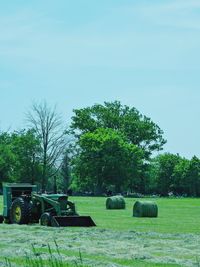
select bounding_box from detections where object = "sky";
[0,0,200,159]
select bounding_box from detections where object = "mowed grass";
[0,196,200,267]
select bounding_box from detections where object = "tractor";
[0,183,96,227]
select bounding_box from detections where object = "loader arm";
[31,193,62,215]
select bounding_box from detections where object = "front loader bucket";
[51,216,96,227]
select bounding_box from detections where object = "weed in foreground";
[4,240,85,267]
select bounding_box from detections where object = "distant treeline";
[0,101,199,197]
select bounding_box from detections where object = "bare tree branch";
[26,101,67,191]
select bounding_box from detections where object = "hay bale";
[133,201,158,217]
[106,196,126,209]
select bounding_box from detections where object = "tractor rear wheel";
[4,217,11,224]
[10,197,31,224]
[0,215,4,223]
[40,212,52,226]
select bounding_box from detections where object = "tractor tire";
[10,197,31,224]
[0,215,4,223]
[40,212,52,226]
[4,217,11,224]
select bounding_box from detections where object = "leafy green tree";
[186,156,200,196]
[148,155,200,197]
[136,163,151,194]
[0,130,42,186]
[69,101,166,194]
[70,101,166,158]
[172,158,190,195]
[0,132,16,186]
[146,158,159,194]
[60,150,71,193]
[10,130,42,184]
[72,128,143,194]
[152,153,181,196]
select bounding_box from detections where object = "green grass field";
[0,196,200,266]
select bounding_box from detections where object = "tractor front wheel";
[40,212,52,226]
[10,198,31,224]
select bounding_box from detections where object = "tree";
[0,132,15,186]
[26,102,67,191]
[0,130,41,186]
[10,129,42,184]
[69,101,166,194]
[152,153,181,196]
[72,128,144,194]
[70,101,166,158]
[186,156,200,196]
[172,158,190,195]
[145,159,159,194]
[60,150,71,193]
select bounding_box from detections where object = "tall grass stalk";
[5,241,84,267]
[4,257,11,267]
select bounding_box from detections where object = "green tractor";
[0,183,96,227]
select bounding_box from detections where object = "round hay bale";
[133,201,158,217]
[106,196,126,209]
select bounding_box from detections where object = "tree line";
[0,101,199,197]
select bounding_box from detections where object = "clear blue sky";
[0,0,200,159]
